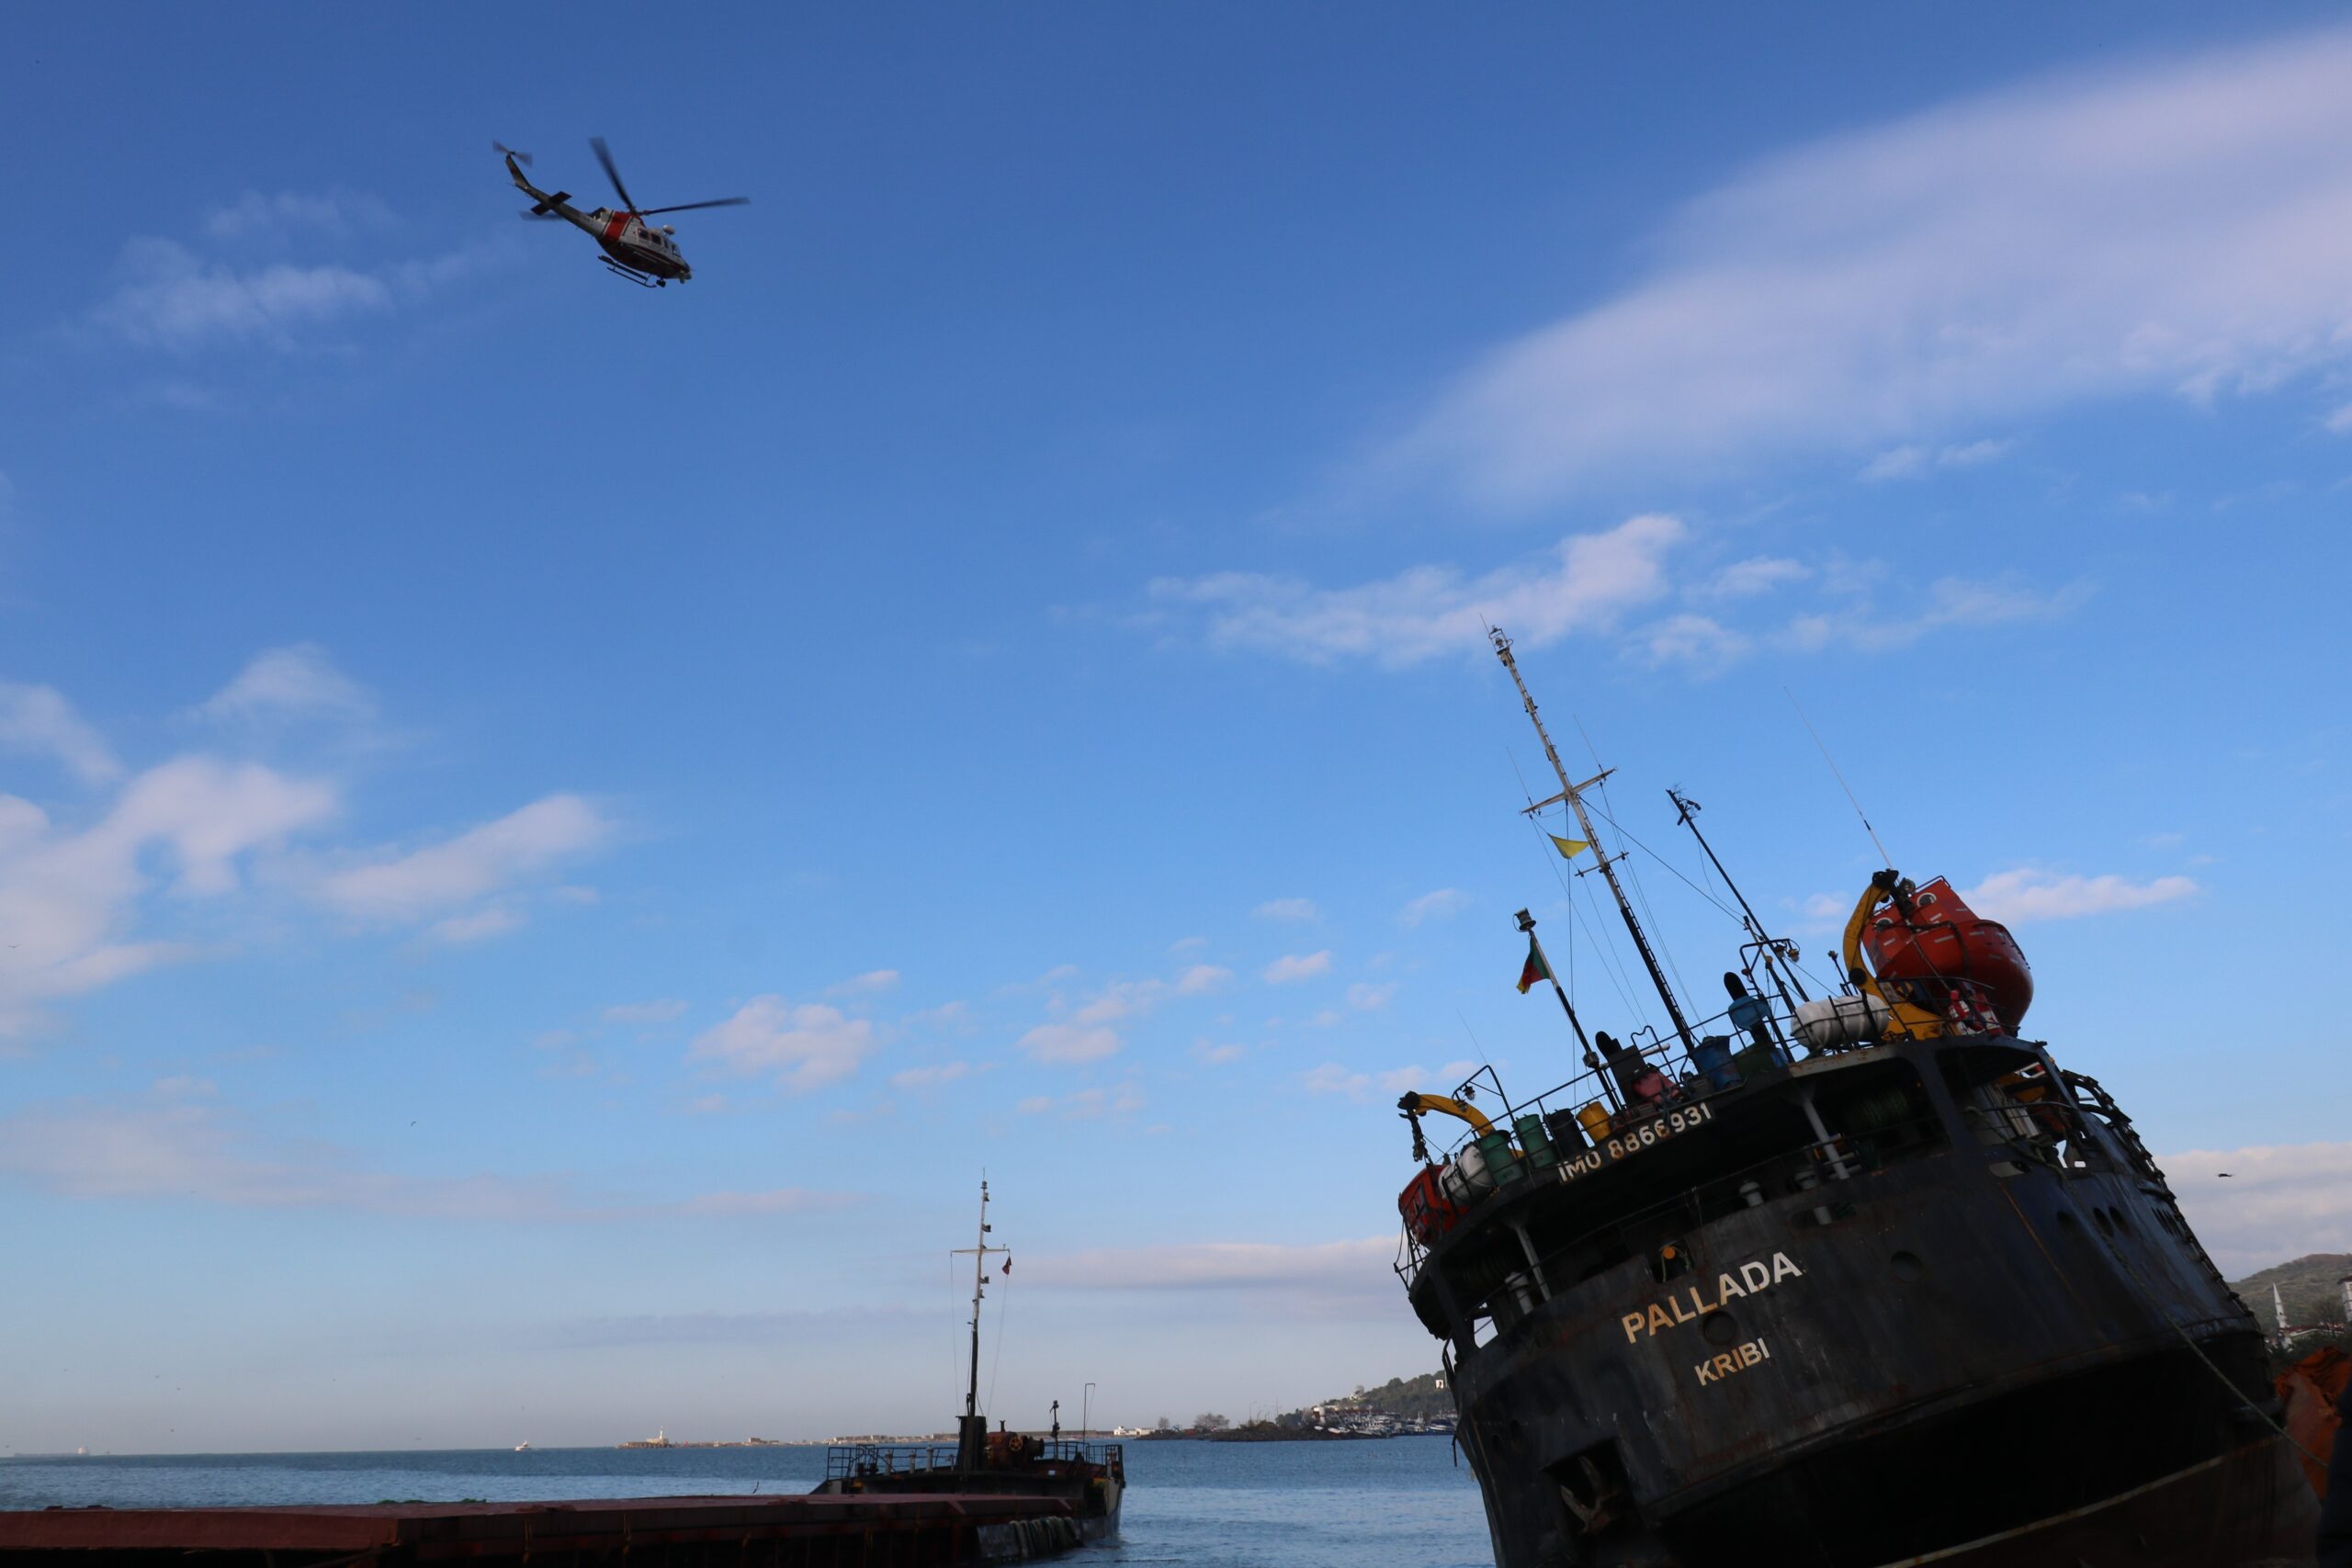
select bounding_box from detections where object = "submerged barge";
[1391,629,2317,1567]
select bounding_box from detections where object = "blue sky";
[3,3,2349,1453]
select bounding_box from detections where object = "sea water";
[0,1436,1490,1568]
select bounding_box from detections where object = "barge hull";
[0,1493,1085,1568]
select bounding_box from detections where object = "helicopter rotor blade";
[636,197,751,217]
[588,137,639,213]
[492,141,533,167]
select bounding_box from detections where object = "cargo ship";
[809,1181,1124,1549]
[1390,628,2319,1567]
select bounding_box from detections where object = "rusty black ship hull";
[1406,1034,2317,1567]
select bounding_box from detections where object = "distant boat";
[514,1442,530,1452]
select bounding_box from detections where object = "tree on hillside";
[1154,1416,1172,1432]
[1193,1413,1230,1432]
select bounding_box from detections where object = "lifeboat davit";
[1861,876,2033,1031]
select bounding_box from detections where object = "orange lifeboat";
[1861,876,2033,1031]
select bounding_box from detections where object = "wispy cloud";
[0,1093,861,1224]
[0,756,338,1033]
[425,905,525,944]
[1962,867,2198,922]
[2164,1141,2352,1276]
[96,238,392,352]
[311,794,611,921]
[826,969,901,998]
[690,997,876,1093]
[1030,1236,1396,1314]
[888,1061,971,1090]
[1153,514,1682,667]
[1263,951,1333,984]
[1391,26,2352,504]
[196,644,374,727]
[0,681,121,783]
[1017,1022,1122,1064]
[202,190,395,243]
[1859,438,2014,481]
[1253,897,1319,921]
[1397,888,1466,927]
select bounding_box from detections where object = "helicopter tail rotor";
[492,141,533,167]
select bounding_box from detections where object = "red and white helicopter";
[499,139,746,288]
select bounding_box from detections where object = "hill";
[1318,1371,1453,1421]
[2227,1252,2351,1328]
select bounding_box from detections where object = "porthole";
[1701,1311,1739,1347]
[1891,1250,1926,1282]
[2092,1208,2115,1237]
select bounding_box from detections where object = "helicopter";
[498,139,746,288]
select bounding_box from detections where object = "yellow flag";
[1550,834,1589,860]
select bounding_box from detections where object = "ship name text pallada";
[1622,1251,1805,1343]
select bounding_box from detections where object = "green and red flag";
[1516,938,1553,995]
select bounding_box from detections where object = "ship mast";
[1491,627,1695,1053]
[951,1179,1007,1467]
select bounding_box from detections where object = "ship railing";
[823,1438,1124,1481]
[1400,1110,1951,1303]
[824,1443,961,1480]
[1419,974,2035,1172]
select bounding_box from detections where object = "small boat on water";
[809,1181,1124,1551]
[514,1441,530,1452]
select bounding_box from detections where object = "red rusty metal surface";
[0,1492,1074,1557]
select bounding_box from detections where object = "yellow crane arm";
[1841,870,1946,1040]
[1395,1091,1494,1134]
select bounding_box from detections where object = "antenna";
[1785,688,1893,865]
[1491,627,1694,1053]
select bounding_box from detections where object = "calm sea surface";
[0,1437,1490,1568]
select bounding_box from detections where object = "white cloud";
[1176,964,1232,995]
[604,998,689,1026]
[96,238,392,351]
[1019,1083,1147,1120]
[197,644,373,726]
[1018,1022,1122,1064]
[1254,897,1320,921]
[1301,1063,1371,1100]
[1784,574,2087,652]
[1346,982,1396,1010]
[1641,613,1750,669]
[2163,1142,2352,1276]
[1395,26,2352,504]
[312,794,610,920]
[426,906,524,944]
[1702,558,1811,599]
[0,681,120,783]
[0,757,338,1032]
[1154,514,1683,667]
[1860,438,2015,481]
[690,997,876,1093]
[1398,888,1466,927]
[1192,1040,1246,1066]
[1263,951,1333,984]
[1962,867,2199,923]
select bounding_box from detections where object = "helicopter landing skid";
[601,257,664,288]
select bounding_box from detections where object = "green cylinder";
[1514,1113,1556,1170]
[1476,1130,1523,1187]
